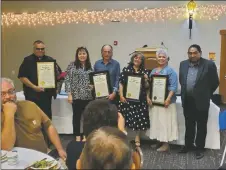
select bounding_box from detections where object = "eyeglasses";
[187,51,199,55]
[1,89,16,97]
[36,48,45,51]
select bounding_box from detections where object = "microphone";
[161,42,170,60]
[129,52,134,56]
[161,42,167,49]
[129,45,148,55]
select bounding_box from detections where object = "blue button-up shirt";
[186,62,199,96]
[94,59,120,92]
[149,65,178,103]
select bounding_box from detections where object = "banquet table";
[16,91,220,150]
[1,147,64,169]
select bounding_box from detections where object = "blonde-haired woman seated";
[147,49,178,152]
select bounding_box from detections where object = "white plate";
[30,159,58,170]
[1,150,7,158]
[52,162,61,170]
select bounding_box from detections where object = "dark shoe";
[179,145,196,153]
[195,151,204,159]
[179,146,189,153]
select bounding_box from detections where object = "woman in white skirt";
[147,48,178,152]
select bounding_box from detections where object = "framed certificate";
[89,71,112,99]
[37,61,56,88]
[150,75,168,106]
[123,72,144,102]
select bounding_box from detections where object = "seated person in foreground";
[76,126,135,169]
[66,99,126,169]
[1,78,67,160]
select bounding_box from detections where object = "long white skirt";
[146,103,178,142]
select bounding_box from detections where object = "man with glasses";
[1,79,16,151]
[1,78,67,160]
[94,44,120,105]
[179,44,219,159]
[18,40,57,120]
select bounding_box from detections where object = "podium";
[135,47,158,71]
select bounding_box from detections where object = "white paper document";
[93,74,109,97]
[152,77,167,103]
[37,62,55,88]
[126,76,141,100]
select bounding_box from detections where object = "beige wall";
[2,1,226,92]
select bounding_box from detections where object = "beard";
[2,98,17,104]
[189,58,199,64]
[1,98,17,112]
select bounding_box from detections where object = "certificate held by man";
[124,72,143,102]
[89,71,112,98]
[37,61,56,88]
[150,75,168,106]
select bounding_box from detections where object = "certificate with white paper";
[89,71,112,99]
[37,62,56,88]
[93,74,109,97]
[126,76,141,100]
[151,75,168,106]
[124,72,144,102]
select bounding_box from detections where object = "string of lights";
[1,4,226,27]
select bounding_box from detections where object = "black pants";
[25,93,52,119]
[183,96,209,150]
[72,99,91,136]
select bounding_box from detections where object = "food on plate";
[29,158,58,169]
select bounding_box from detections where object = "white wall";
[2,1,226,91]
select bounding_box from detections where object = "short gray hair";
[156,48,169,58]
[1,77,15,88]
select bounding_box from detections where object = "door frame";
[219,30,226,104]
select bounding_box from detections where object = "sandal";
[82,136,86,142]
[135,140,141,147]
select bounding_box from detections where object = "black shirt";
[66,140,85,170]
[18,54,57,99]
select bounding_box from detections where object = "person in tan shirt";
[1,78,67,160]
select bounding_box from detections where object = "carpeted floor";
[59,105,226,169]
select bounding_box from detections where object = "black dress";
[118,66,150,131]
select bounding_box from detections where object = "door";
[219,30,226,103]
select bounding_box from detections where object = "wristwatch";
[113,88,118,93]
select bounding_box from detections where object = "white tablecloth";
[1,147,61,169]
[16,92,220,149]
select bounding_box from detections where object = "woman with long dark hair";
[65,47,93,141]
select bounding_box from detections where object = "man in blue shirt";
[94,45,120,104]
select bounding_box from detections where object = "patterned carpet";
[59,105,226,169]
